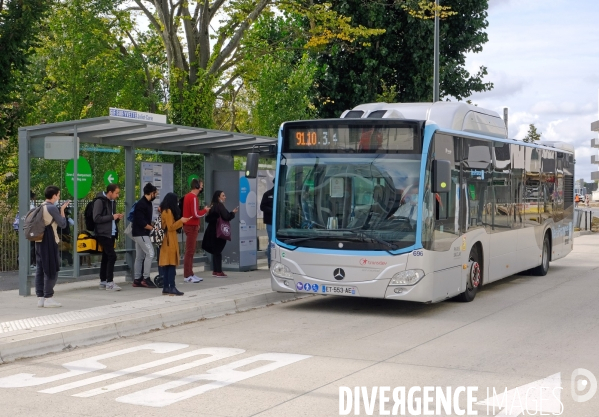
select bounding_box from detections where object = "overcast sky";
[463,0,599,182]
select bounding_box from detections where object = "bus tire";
[530,234,550,276]
[458,246,482,302]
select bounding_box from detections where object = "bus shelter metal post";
[124,145,135,281]
[72,125,80,278]
[18,128,31,296]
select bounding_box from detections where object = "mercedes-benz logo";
[333,268,345,280]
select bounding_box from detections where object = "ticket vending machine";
[211,171,258,271]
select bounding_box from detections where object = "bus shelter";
[18,117,275,296]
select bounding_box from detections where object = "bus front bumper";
[271,273,434,303]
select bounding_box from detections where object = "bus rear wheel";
[459,247,482,302]
[530,235,550,276]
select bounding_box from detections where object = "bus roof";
[340,102,574,155]
[342,102,508,139]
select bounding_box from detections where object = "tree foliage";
[313,0,493,118]
[132,0,385,129]
[522,124,542,143]
[0,0,50,105]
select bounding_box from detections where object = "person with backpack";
[159,193,190,295]
[31,186,68,308]
[93,184,123,291]
[202,190,238,277]
[132,183,158,288]
[181,178,210,283]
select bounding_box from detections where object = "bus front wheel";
[459,247,482,302]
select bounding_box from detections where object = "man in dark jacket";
[132,183,158,288]
[93,184,123,291]
[259,178,274,268]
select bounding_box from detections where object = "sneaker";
[37,297,44,308]
[132,279,145,287]
[143,277,157,288]
[212,272,220,277]
[43,298,62,308]
[218,272,228,277]
[184,276,203,283]
[99,281,107,290]
[106,282,122,291]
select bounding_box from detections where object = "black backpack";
[179,196,185,215]
[84,197,106,232]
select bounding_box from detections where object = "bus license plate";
[321,285,358,296]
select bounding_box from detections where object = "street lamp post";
[433,0,440,102]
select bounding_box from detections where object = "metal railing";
[574,208,594,231]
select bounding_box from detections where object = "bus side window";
[423,133,460,251]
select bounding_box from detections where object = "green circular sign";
[65,157,93,199]
[187,174,200,188]
[104,170,119,186]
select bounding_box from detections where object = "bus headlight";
[272,262,292,279]
[390,269,425,286]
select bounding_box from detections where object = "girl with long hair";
[159,192,190,295]
[201,190,238,277]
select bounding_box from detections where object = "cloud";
[466,70,526,101]
[530,101,596,116]
[488,0,511,10]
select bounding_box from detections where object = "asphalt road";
[0,235,598,416]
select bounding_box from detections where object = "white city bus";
[260,102,574,303]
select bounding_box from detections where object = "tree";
[131,0,384,128]
[313,0,493,118]
[0,0,50,105]
[231,11,319,137]
[522,124,541,143]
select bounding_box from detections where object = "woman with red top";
[182,178,210,283]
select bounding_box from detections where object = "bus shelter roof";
[19,116,276,154]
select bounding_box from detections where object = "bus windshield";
[275,153,422,251]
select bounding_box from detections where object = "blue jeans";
[163,265,176,289]
[265,224,272,268]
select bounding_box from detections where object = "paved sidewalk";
[0,266,309,364]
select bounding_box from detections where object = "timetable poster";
[140,162,174,221]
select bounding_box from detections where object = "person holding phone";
[34,186,68,308]
[202,190,238,277]
[159,193,190,295]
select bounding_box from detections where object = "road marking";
[0,343,187,388]
[115,352,311,408]
[43,347,244,394]
[0,343,312,408]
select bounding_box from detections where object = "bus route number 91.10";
[412,250,424,256]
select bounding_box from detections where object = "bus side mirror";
[432,159,451,193]
[245,152,259,178]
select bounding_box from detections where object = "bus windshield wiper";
[345,230,399,252]
[280,234,345,244]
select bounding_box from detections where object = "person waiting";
[132,183,158,288]
[182,178,210,283]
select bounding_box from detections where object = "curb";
[0,290,311,364]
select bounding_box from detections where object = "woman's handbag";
[149,216,165,245]
[216,216,231,241]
